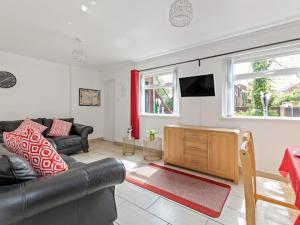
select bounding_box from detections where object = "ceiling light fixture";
[72,38,86,62]
[90,1,97,5]
[81,4,88,12]
[169,0,193,27]
[68,21,72,25]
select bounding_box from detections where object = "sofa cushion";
[43,118,74,136]
[0,145,37,186]
[14,119,47,135]
[4,129,68,177]
[52,135,81,150]
[48,119,72,137]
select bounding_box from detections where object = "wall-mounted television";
[179,74,215,97]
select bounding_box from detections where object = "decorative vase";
[150,133,155,141]
[260,92,272,118]
[127,127,133,139]
[148,129,157,141]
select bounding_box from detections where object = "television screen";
[179,74,215,97]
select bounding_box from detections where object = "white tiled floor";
[73,140,297,225]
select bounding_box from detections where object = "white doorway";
[103,79,115,141]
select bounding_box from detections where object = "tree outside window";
[233,52,300,117]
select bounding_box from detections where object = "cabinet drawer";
[185,141,207,150]
[185,130,207,144]
[184,154,208,170]
[184,146,208,157]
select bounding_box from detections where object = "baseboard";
[112,140,143,150]
[89,137,104,142]
[112,141,122,146]
[256,170,289,182]
[238,167,289,182]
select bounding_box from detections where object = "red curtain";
[130,69,140,139]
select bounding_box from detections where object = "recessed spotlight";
[68,21,72,25]
[90,1,96,5]
[81,5,88,12]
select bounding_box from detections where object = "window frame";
[140,68,180,117]
[224,50,300,119]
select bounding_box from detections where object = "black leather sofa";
[0,118,93,155]
[0,147,126,225]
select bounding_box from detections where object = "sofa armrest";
[0,158,125,225]
[73,123,93,138]
[73,123,94,152]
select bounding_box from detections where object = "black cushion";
[43,118,74,136]
[52,135,81,150]
[0,146,37,186]
[0,120,22,132]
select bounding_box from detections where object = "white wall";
[0,51,70,119]
[101,65,132,142]
[0,51,103,139]
[99,22,300,174]
[70,66,103,139]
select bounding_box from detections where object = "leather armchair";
[0,158,126,225]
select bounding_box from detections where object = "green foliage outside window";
[272,89,300,107]
[235,56,300,117]
[236,59,278,116]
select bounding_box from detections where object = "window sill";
[140,113,180,118]
[222,115,300,122]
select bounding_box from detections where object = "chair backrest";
[240,140,256,225]
[243,131,257,196]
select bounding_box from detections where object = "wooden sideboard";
[164,125,240,184]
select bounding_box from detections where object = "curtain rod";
[139,37,300,72]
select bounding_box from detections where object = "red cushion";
[14,118,47,135]
[48,119,72,137]
[3,129,68,177]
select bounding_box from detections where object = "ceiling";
[0,0,300,69]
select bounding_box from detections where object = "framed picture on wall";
[79,88,101,106]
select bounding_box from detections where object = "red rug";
[126,163,231,218]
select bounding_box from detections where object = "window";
[226,51,300,118]
[140,69,179,116]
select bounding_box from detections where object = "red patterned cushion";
[14,118,47,135]
[48,119,72,137]
[3,132,24,154]
[3,129,68,176]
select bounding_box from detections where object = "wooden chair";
[240,131,299,225]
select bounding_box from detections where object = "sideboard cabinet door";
[208,132,235,179]
[164,128,184,164]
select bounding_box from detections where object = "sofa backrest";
[0,118,74,142]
